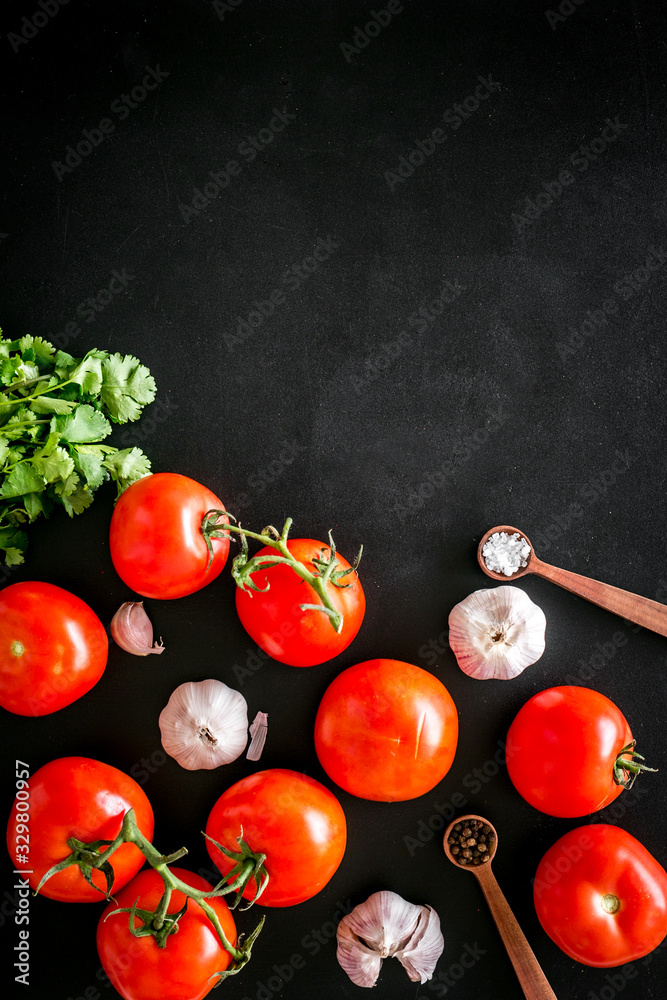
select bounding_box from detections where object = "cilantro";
[56,405,111,443]
[0,327,157,565]
[100,354,157,423]
[102,447,152,494]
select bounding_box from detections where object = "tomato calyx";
[613,741,658,789]
[106,895,189,949]
[202,831,270,909]
[36,808,265,977]
[36,835,119,899]
[201,511,363,635]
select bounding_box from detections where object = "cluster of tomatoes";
[0,473,463,1000]
[2,469,667,996]
[6,757,350,1000]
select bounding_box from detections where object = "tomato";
[0,581,108,716]
[534,824,667,967]
[506,686,650,818]
[109,473,229,600]
[205,769,346,906]
[235,537,365,666]
[6,756,154,902]
[97,867,237,1000]
[314,659,458,801]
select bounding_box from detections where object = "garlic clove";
[337,890,444,988]
[337,922,384,988]
[394,905,445,983]
[159,679,248,770]
[448,585,546,680]
[110,602,165,656]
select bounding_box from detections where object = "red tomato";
[314,659,458,801]
[205,769,346,906]
[6,756,154,902]
[97,868,237,1000]
[0,581,108,716]
[235,538,365,666]
[534,824,667,967]
[506,686,645,817]
[109,473,229,599]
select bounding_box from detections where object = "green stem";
[38,809,264,974]
[0,378,72,409]
[200,512,362,635]
[0,420,52,430]
[613,741,658,789]
[151,878,174,931]
[0,374,53,396]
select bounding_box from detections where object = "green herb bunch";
[0,329,157,566]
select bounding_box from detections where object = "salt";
[482,531,531,577]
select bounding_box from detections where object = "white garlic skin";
[448,586,546,680]
[246,711,268,761]
[159,679,248,770]
[337,890,444,988]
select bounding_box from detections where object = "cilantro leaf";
[103,447,151,493]
[18,335,56,367]
[29,396,76,415]
[69,352,105,395]
[31,446,75,484]
[100,354,157,423]
[0,524,28,565]
[54,349,76,376]
[3,406,45,439]
[72,448,109,490]
[2,505,29,525]
[23,491,52,522]
[52,470,80,498]
[55,404,111,443]
[58,485,95,516]
[0,356,22,386]
[2,547,25,566]
[16,360,41,383]
[0,464,46,499]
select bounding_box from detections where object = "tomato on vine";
[7,757,154,902]
[201,513,365,667]
[24,791,263,994]
[97,868,239,1000]
[205,769,347,906]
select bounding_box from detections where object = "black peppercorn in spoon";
[478,525,667,638]
[443,815,558,1000]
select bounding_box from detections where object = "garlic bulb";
[337,890,444,988]
[159,679,248,770]
[448,586,546,680]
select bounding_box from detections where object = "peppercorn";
[449,818,495,867]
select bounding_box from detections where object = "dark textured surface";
[1,1,667,998]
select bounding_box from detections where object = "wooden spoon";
[478,525,667,637]
[443,814,558,1000]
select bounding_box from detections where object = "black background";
[2,1,667,998]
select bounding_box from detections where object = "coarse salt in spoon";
[478,525,667,638]
[443,814,558,1000]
